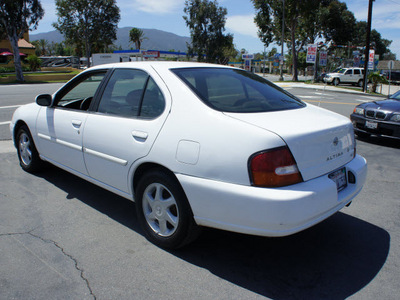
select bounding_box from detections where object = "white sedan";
[11,62,367,249]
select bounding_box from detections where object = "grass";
[0,69,81,84]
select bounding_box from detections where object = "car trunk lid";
[225,105,355,181]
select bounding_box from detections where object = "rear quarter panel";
[143,66,286,185]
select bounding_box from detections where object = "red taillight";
[249,147,303,187]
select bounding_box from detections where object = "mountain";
[30,30,64,44]
[30,27,191,53]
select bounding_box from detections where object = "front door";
[35,71,107,175]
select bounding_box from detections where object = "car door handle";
[72,120,82,129]
[132,130,148,140]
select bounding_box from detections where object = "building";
[0,32,36,68]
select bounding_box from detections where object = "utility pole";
[279,0,285,81]
[363,0,374,93]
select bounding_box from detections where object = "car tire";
[333,78,340,86]
[16,125,43,173]
[135,169,200,249]
[358,80,363,88]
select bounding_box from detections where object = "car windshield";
[389,90,400,100]
[171,68,305,113]
[337,69,347,74]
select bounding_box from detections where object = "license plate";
[365,121,378,129]
[329,168,347,192]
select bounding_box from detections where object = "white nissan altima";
[11,62,367,248]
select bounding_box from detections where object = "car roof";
[88,61,234,72]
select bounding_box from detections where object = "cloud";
[121,0,183,14]
[348,0,400,29]
[226,15,258,38]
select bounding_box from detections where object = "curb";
[274,82,387,97]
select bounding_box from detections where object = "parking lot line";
[303,99,359,105]
[0,105,21,109]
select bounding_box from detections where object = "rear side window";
[97,69,165,118]
[171,68,305,113]
[354,69,360,75]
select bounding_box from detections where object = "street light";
[279,0,285,81]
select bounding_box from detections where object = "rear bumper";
[177,154,367,237]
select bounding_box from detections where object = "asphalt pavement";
[1,80,399,299]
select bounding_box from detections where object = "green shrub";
[26,55,42,71]
[368,72,388,93]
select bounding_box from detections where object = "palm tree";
[38,39,48,55]
[129,28,146,50]
[368,72,388,93]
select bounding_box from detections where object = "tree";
[217,34,237,64]
[53,0,120,68]
[383,52,396,61]
[253,0,322,81]
[267,47,278,58]
[38,39,48,55]
[353,21,393,59]
[26,54,41,71]
[368,71,387,93]
[0,21,6,40]
[253,0,358,81]
[319,0,356,45]
[129,28,146,50]
[183,0,234,63]
[0,0,44,82]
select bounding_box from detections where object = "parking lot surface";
[1,83,399,299]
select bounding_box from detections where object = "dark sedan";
[350,90,400,139]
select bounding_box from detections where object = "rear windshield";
[171,68,305,113]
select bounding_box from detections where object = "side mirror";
[36,94,52,107]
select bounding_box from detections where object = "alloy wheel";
[142,183,179,237]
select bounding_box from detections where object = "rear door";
[83,67,170,194]
[353,69,362,83]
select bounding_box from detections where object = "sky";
[33,0,400,58]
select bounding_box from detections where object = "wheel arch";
[12,120,29,148]
[132,162,180,199]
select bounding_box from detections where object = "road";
[0,83,63,140]
[0,83,399,299]
[0,81,383,140]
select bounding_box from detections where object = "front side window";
[172,68,305,113]
[55,71,107,110]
